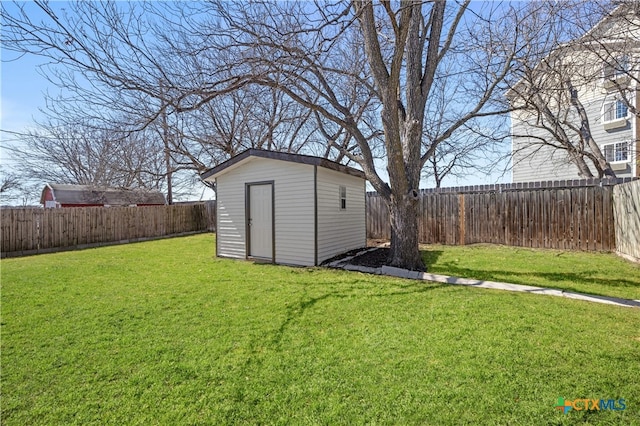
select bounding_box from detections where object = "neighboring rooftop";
[41,183,167,206]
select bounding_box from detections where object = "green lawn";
[423,244,640,301]
[2,234,639,425]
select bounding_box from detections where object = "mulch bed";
[320,247,368,266]
[321,247,390,269]
[348,247,390,269]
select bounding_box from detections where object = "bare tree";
[9,116,169,190]
[2,1,538,270]
[422,128,507,188]
[421,57,511,187]
[172,86,323,175]
[1,1,329,198]
[508,1,638,179]
[189,1,533,269]
[569,1,640,117]
[0,171,42,206]
[0,172,21,194]
[0,172,26,205]
[510,51,616,178]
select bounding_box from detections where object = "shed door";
[247,183,273,260]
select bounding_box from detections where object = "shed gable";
[215,157,315,266]
[209,150,366,267]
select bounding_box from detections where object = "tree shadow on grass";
[423,250,443,268]
[225,276,444,409]
[270,280,442,348]
[220,278,344,410]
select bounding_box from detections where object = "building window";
[603,55,629,80]
[603,100,628,123]
[603,141,629,163]
[339,186,346,210]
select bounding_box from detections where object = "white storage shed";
[201,149,367,266]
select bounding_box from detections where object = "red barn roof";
[40,184,167,207]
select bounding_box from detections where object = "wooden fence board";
[559,189,568,250]
[546,190,554,249]
[366,183,624,252]
[1,202,216,257]
[613,180,640,261]
[579,188,588,251]
[451,194,458,245]
[586,188,594,251]
[604,186,615,250]
[528,191,541,248]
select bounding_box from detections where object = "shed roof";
[41,184,167,206]
[201,149,366,181]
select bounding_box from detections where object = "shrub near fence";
[366,179,638,252]
[1,202,216,258]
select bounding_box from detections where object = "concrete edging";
[328,252,640,309]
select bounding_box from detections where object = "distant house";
[509,5,639,182]
[40,184,166,208]
[201,149,366,266]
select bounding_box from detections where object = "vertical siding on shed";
[272,162,315,266]
[215,157,315,266]
[316,167,366,263]
[216,173,246,259]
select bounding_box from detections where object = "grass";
[1,234,639,425]
[423,244,640,301]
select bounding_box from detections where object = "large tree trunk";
[388,193,424,271]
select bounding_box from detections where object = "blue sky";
[1,1,56,169]
[1,0,88,177]
[1,50,48,157]
[1,50,511,191]
[1,1,511,192]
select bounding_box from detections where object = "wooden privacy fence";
[613,179,640,261]
[367,179,638,252]
[1,202,216,258]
